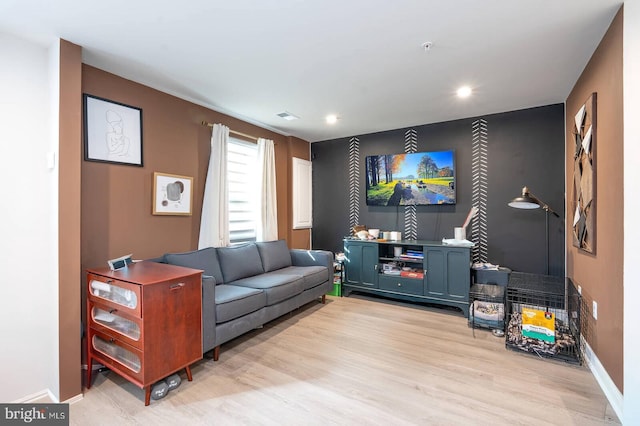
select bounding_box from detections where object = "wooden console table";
[86,261,203,405]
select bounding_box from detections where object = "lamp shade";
[508,186,540,210]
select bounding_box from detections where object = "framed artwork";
[83,94,143,166]
[153,172,193,216]
[571,93,596,253]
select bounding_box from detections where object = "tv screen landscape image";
[365,150,456,206]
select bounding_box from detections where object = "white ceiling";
[0,0,622,142]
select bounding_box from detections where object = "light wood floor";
[70,295,620,425]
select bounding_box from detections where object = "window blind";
[228,138,258,244]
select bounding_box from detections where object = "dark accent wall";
[566,8,623,392]
[312,104,566,277]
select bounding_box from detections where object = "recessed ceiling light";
[276,111,299,121]
[457,86,472,98]
[326,114,338,125]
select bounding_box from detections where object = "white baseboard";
[12,389,51,403]
[47,389,59,403]
[583,338,624,421]
[12,389,83,405]
[62,393,83,405]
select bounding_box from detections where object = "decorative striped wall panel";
[348,137,360,231]
[404,129,418,240]
[404,129,417,153]
[471,119,489,263]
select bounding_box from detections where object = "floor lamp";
[508,186,560,275]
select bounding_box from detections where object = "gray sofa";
[151,240,333,361]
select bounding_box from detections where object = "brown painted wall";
[566,8,624,391]
[81,65,311,273]
[58,39,82,401]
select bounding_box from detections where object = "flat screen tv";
[365,150,456,206]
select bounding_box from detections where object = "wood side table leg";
[144,386,151,406]
[185,366,193,381]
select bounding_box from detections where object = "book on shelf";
[398,254,424,260]
[400,271,424,279]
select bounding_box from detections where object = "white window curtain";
[198,124,230,248]
[256,138,278,242]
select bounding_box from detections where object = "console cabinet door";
[426,247,470,302]
[344,241,378,288]
[360,244,378,287]
[445,248,470,301]
[426,249,446,297]
[344,241,363,284]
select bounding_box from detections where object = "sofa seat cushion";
[218,244,265,283]
[276,266,329,290]
[230,272,304,306]
[215,284,266,324]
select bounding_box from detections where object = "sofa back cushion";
[256,240,292,272]
[218,243,265,283]
[165,247,224,284]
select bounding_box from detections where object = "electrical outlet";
[593,300,598,320]
[577,285,582,295]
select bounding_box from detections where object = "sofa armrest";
[290,249,333,271]
[201,275,217,353]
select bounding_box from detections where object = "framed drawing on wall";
[572,93,596,253]
[83,94,143,166]
[153,172,193,216]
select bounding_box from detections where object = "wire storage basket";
[469,283,506,331]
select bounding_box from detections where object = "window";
[228,137,258,244]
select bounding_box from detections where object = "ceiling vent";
[276,111,299,121]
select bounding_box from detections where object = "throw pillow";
[217,243,264,283]
[165,247,224,284]
[256,239,292,272]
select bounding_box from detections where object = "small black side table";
[469,283,506,336]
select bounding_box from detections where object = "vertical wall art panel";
[348,137,360,231]
[572,93,597,253]
[471,119,489,263]
[404,129,418,240]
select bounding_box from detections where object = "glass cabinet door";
[89,279,138,309]
[91,306,141,341]
[92,335,141,373]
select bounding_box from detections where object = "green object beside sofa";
[150,240,333,360]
